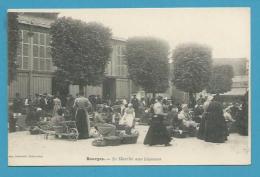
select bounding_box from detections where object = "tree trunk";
[188,92,195,108]
[152,92,156,98]
[79,84,84,96]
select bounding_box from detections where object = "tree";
[50,17,112,94]
[8,12,20,85]
[207,65,234,94]
[172,43,212,107]
[125,37,170,97]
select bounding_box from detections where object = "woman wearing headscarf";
[199,100,228,143]
[144,96,172,146]
[52,95,61,116]
[178,104,198,129]
[94,107,116,137]
[119,103,135,128]
[73,92,92,139]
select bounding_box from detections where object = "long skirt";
[96,123,116,137]
[53,105,61,117]
[75,109,89,139]
[144,115,172,146]
[197,115,206,140]
[198,113,228,143]
[204,117,228,143]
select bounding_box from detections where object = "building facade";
[9,12,134,101]
[69,38,134,101]
[8,12,58,99]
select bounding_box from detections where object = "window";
[33,58,39,71]
[46,59,51,70]
[23,31,29,43]
[16,56,22,68]
[33,45,39,57]
[39,46,45,58]
[46,47,51,58]
[18,30,52,71]
[33,33,39,44]
[115,45,127,76]
[21,31,30,69]
[23,57,29,69]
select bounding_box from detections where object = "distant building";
[8,12,134,101]
[214,58,249,101]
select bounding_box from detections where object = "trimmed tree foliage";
[8,12,20,85]
[50,17,112,94]
[172,43,212,107]
[207,65,234,94]
[126,37,170,97]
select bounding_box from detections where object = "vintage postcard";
[8,8,250,166]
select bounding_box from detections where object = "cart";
[40,121,79,141]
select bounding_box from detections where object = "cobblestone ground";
[8,125,250,166]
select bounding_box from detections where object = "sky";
[12,8,250,59]
[57,8,250,59]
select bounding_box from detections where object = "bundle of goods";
[92,138,107,147]
[172,129,188,138]
[92,136,122,147]
[116,124,127,130]
[89,127,100,138]
[111,105,121,111]
[103,136,122,146]
[118,129,139,144]
[29,126,41,135]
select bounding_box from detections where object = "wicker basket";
[92,139,107,147]
[29,126,41,135]
[103,136,122,146]
[120,133,139,144]
[53,126,65,134]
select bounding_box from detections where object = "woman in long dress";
[94,107,116,137]
[119,103,135,128]
[73,92,92,139]
[197,95,213,140]
[144,96,172,146]
[53,96,61,116]
[200,101,228,143]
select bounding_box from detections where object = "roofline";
[111,36,127,42]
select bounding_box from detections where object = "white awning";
[222,88,247,96]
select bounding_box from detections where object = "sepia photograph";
[8,8,250,166]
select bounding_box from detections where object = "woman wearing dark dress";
[73,92,92,139]
[144,96,172,146]
[237,91,248,136]
[197,95,213,140]
[199,100,228,143]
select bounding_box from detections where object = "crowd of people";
[9,90,248,145]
